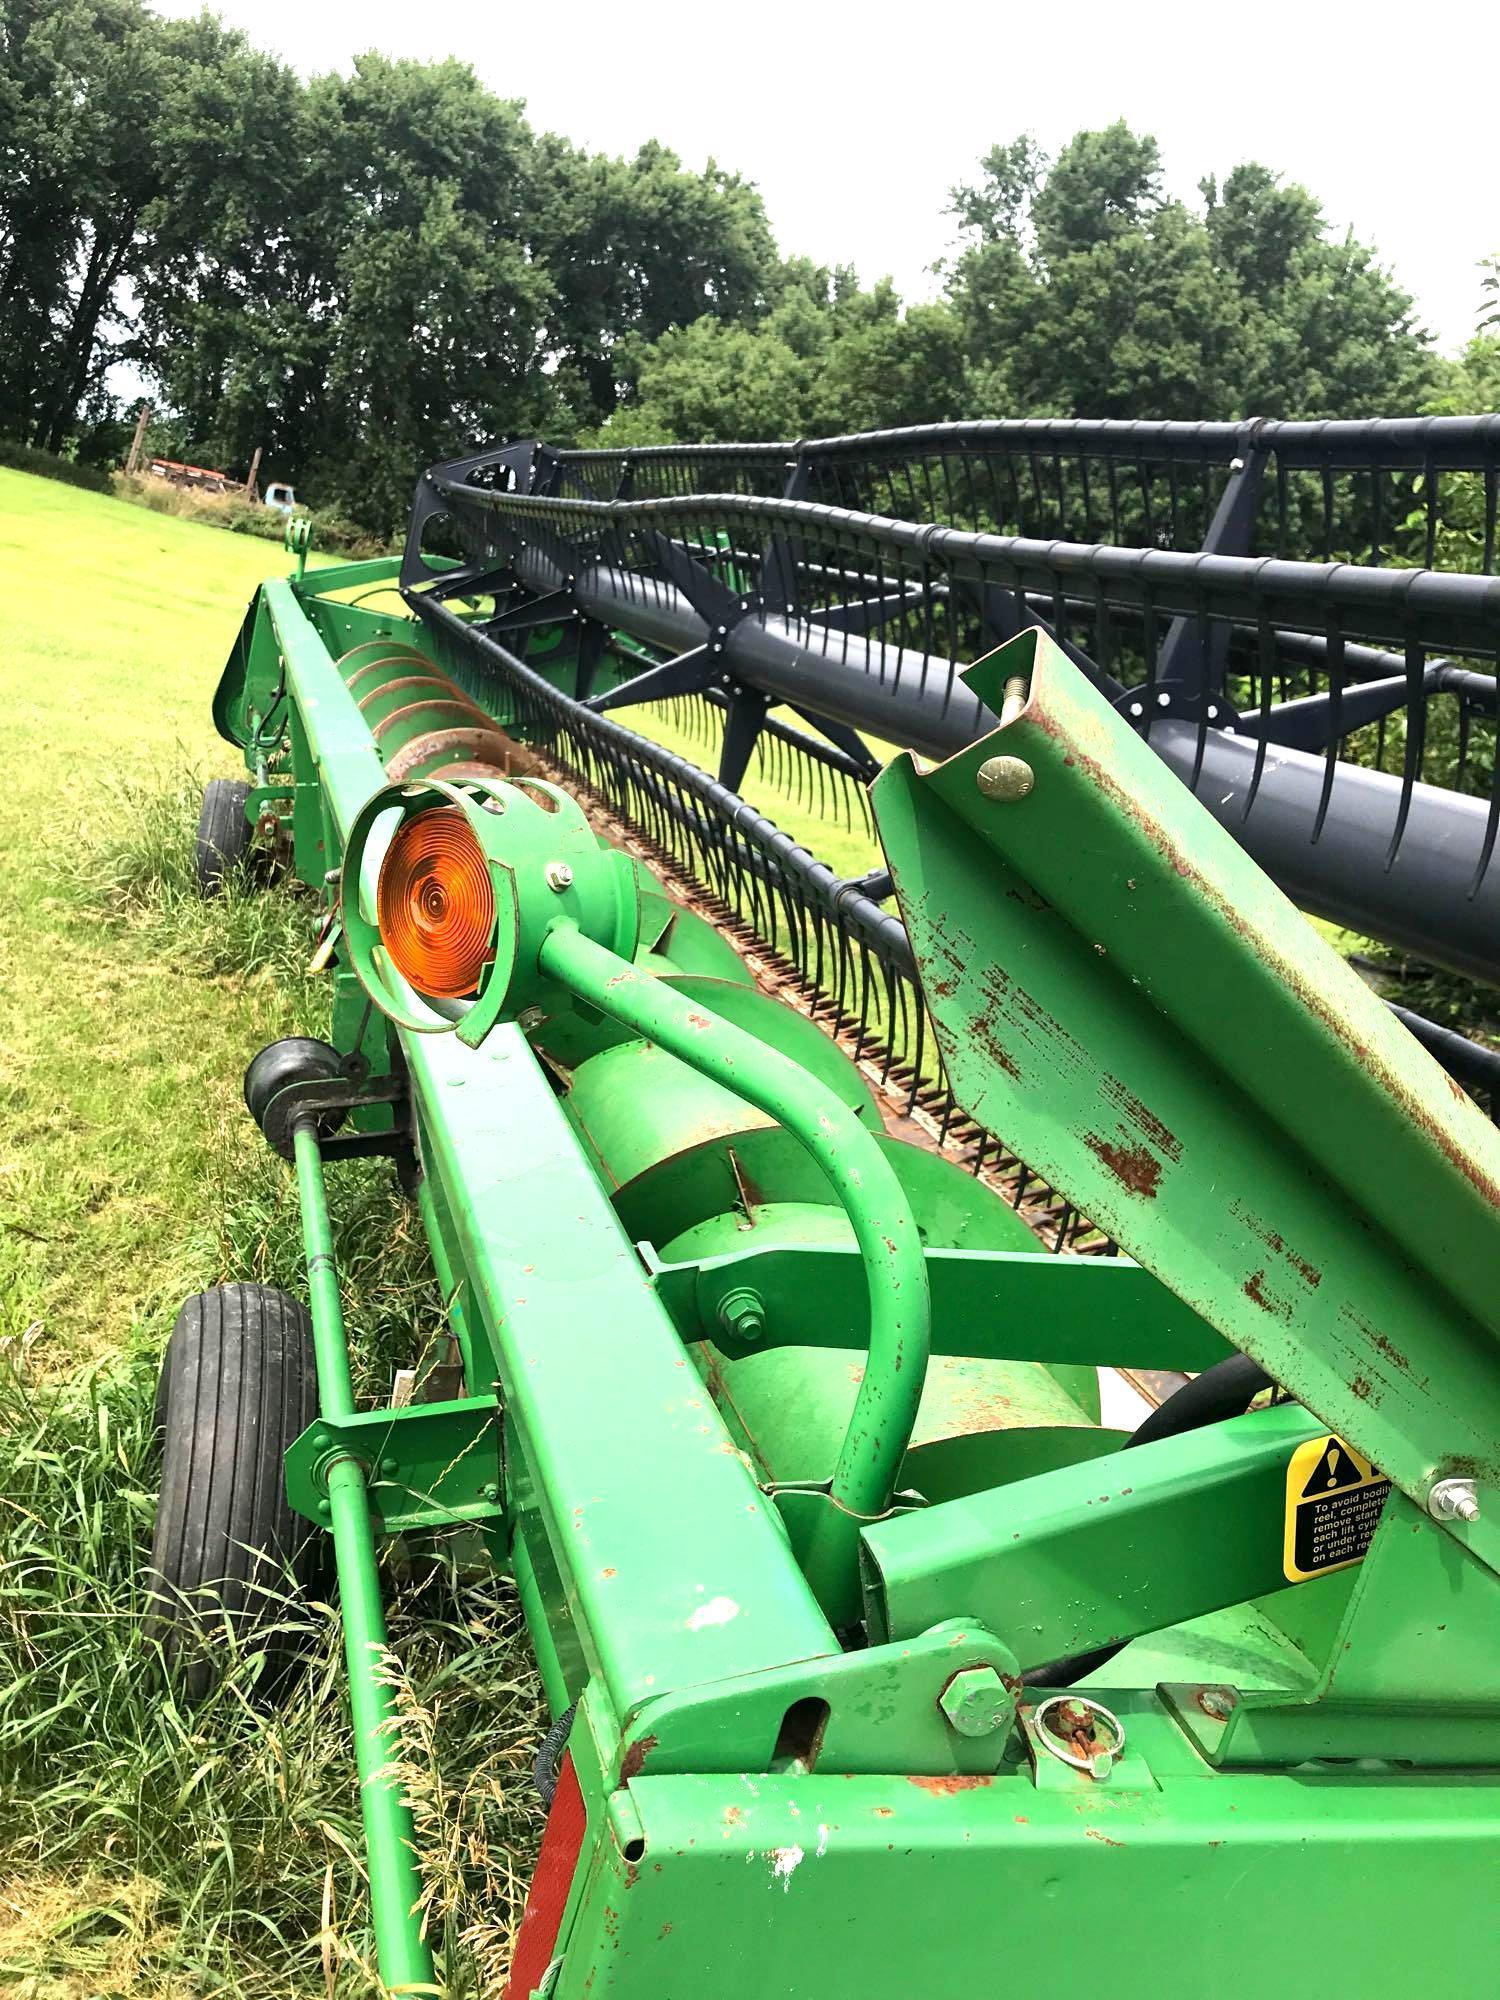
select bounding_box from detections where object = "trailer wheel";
[195,777,253,896]
[147,1283,325,1698]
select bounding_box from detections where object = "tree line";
[2,0,1491,536]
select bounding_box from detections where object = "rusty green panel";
[871,629,1500,1573]
[863,1399,1322,1655]
[544,1752,1500,2000]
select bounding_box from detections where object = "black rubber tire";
[195,777,253,897]
[242,1037,346,1137]
[147,1283,324,1699]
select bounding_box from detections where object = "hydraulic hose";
[536,920,932,1627]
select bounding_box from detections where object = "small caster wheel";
[194,778,253,896]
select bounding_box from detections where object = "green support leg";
[292,1121,434,1995]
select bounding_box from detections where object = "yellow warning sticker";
[1283,1434,1392,1583]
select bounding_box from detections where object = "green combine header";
[146,425,1500,1997]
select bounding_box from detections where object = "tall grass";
[65,766,323,1002]
[1,776,544,1997]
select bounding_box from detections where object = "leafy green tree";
[588,269,969,446]
[946,122,1435,421]
[529,137,781,429]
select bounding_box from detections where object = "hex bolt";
[1427,1475,1481,1523]
[517,1006,547,1032]
[975,755,1035,803]
[937,1665,1016,1739]
[481,1483,501,1503]
[717,1287,766,1342]
[544,860,574,892]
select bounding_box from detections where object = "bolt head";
[1428,1476,1480,1523]
[938,1665,1015,1739]
[975,755,1035,803]
[544,860,574,892]
[1197,1685,1236,1721]
[517,1006,546,1032]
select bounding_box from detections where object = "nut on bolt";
[938,1665,1016,1739]
[1427,1475,1480,1523]
[716,1287,765,1342]
[544,860,574,892]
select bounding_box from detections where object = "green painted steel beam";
[546,1750,1500,2000]
[862,1401,1324,1657]
[263,577,389,836]
[402,1023,838,1732]
[647,1240,1231,1370]
[872,629,1500,1571]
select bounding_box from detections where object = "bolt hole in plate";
[772,1696,831,1774]
[1030,1694,1126,1779]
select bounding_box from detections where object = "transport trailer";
[148,524,1500,1999]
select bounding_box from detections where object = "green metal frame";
[194,563,1500,2000]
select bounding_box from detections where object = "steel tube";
[537,922,932,1621]
[292,1121,357,1420]
[291,1120,433,1993]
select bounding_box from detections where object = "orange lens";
[377,807,495,998]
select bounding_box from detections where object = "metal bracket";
[615,1617,1025,1784]
[1160,1492,1500,1769]
[285,1393,503,1535]
[871,628,1500,1575]
[261,1070,409,1163]
[646,1238,1231,1372]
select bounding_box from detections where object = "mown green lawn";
[0,471,328,1375]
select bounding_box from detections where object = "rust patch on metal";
[906,1774,993,1794]
[1242,1270,1292,1321]
[619,1733,658,1782]
[1084,1827,1124,1846]
[1027,693,1500,1219]
[1084,1132,1162,1198]
[1231,1202,1322,1290]
[1367,1328,1412,1375]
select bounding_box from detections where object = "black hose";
[1021,1354,1273,1689]
[532,1699,578,1808]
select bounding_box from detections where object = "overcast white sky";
[153,0,1498,361]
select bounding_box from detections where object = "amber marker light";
[376,806,495,998]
